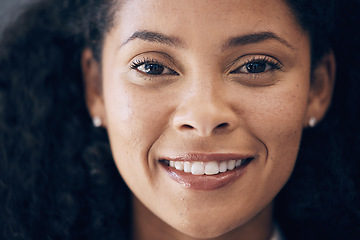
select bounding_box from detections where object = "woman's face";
[90,0,315,238]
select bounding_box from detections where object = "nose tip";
[172,99,238,137]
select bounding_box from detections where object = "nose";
[172,86,238,137]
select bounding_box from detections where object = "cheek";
[250,86,307,142]
[102,79,174,182]
[106,87,173,139]
[242,78,310,187]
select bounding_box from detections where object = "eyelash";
[230,56,282,74]
[130,58,159,70]
[129,56,282,76]
[129,58,178,75]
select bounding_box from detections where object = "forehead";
[107,0,308,56]
[114,0,301,36]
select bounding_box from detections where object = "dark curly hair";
[0,0,359,239]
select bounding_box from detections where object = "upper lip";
[159,153,255,162]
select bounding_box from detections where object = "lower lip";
[161,163,249,191]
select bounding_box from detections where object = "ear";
[304,51,336,127]
[81,48,107,127]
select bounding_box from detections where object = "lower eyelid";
[229,74,281,87]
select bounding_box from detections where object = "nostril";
[216,123,229,129]
[212,123,230,134]
[181,124,194,130]
[179,122,230,134]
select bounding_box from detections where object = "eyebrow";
[223,32,294,50]
[121,30,184,48]
[120,30,294,51]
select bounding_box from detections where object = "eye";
[244,62,268,73]
[131,60,178,76]
[230,57,282,74]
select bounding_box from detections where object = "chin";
[177,224,231,239]
[160,200,273,239]
[168,211,246,239]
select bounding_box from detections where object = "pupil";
[246,62,266,73]
[144,64,164,75]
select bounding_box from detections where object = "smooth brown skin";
[82,0,335,239]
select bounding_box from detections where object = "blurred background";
[0,0,34,34]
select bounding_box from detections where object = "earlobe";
[304,51,336,128]
[81,48,107,127]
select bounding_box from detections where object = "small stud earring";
[309,116,316,127]
[92,116,102,127]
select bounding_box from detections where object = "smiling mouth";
[159,153,255,190]
[159,158,253,176]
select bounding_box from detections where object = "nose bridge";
[172,73,238,137]
[188,79,224,113]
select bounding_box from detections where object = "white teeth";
[227,160,236,170]
[166,158,251,176]
[219,161,227,172]
[191,162,205,175]
[205,161,219,175]
[184,161,191,173]
[175,161,184,171]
